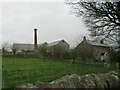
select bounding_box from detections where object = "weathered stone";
[15,71,119,89]
[46,83,62,88]
[50,74,82,88]
[96,74,109,88]
[90,71,119,88]
[15,83,38,90]
[35,82,46,88]
[105,71,119,88]
[80,74,96,88]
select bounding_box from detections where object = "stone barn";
[48,39,69,50]
[47,39,70,58]
[74,36,111,61]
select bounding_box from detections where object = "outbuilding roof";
[13,43,34,51]
[48,40,66,47]
[87,40,109,47]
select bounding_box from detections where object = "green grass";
[2,57,115,88]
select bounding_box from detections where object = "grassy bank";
[2,57,115,88]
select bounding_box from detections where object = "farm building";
[13,43,48,53]
[13,43,34,53]
[45,39,70,59]
[48,39,69,50]
[13,39,70,55]
[47,39,70,56]
[38,40,70,58]
[74,36,111,60]
[38,42,48,48]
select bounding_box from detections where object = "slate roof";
[48,40,65,47]
[38,42,48,47]
[13,43,34,51]
[87,40,109,47]
[13,43,47,51]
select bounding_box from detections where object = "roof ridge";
[86,40,109,47]
[14,43,33,45]
[48,39,65,46]
[49,39,64,44]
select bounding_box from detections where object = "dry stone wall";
[15,71,119,89]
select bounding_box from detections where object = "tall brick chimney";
[34,28,37,50]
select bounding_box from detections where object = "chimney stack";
[83,36,86,41]
[34,28,37,50]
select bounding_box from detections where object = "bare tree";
[2,42,12,54]
[66,0,120,47]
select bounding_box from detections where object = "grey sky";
[1,0,89,48]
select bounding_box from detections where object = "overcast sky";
[0,0,90,48]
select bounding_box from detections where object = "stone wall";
[15,71,119,89]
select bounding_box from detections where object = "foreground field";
[2,57,115,88]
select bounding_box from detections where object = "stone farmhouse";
[74,36,111,60]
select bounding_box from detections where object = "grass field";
[2,57,116,88]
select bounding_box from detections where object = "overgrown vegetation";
[2,57,116,88]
